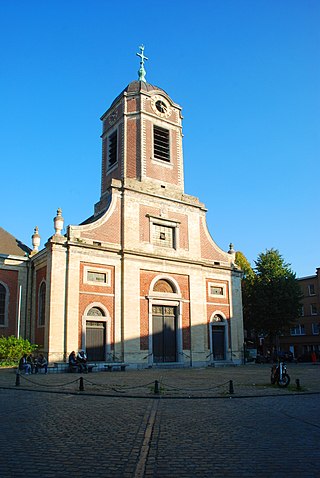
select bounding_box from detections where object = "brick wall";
[0,269,18,336]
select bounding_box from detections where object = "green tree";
[235,251,255,340]
[0,336,38,366]
[248,249,302,343]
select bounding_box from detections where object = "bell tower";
[95,46,184,215]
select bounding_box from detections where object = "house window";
[0,284,6,326]
[108,130,117,168]
[299,305,304,317]
[308,284,315,296]
[311,304,318,316]
[312,323,320,335]
[153,224,174,248]
[84,267,111,286]
[208,282,226,298]
[153,125,170,162]
[38,282,46,327]
[290,324,305,336]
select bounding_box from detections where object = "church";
[0,47,244,367]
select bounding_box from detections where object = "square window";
[84,267,110,287]
[210,286,224,296]
[87,271,107,283]
[153,224,174,248]
[208,282,226,298]
[312,323,320,335]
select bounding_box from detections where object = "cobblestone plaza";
[1,364,319,477]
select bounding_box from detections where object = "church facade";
[1,58,244,367]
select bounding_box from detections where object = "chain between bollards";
[229,380,234,394]
[15,372,20,386]
[79,376,84,391]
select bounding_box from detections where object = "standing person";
[19,354,31,375]
[68,351,78,372]
[35,354,48,374]
[77,350,88,373]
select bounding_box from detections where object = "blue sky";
[1,0,319,277]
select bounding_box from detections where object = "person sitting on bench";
[77,350,88,373]
[68,351,78,372]
[35,354,48,374]
[19,354,32,375]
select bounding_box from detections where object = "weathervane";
[136,45,148,82]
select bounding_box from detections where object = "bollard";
[296,378,301,391]
[229,380,234,394]
[154,380,160,394]
[79,376,84,391]
[15,372,20,387]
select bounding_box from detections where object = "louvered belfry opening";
[108,130,117,167]
[153,125,170,162]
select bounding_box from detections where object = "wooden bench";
[103,363,128,372]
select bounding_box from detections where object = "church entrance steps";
[150,362,188,369]
[52,362,129,373]
[208,361,237,368]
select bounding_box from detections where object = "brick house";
[0,66,244,367]
[279,268,320,360]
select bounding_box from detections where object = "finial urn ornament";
[54,208,64,235]
[31,226,41,252]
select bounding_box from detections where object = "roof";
[108,80,170,111]
[0,227,31,256]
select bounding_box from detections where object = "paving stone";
[0,365,319,476]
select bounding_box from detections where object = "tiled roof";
[0,227,31,256]
[108,80,169,110]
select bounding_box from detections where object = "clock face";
[151,95,172,118]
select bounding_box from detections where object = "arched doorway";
[210,314,227,361]
[149,278,182,364]
[85,306,108,361]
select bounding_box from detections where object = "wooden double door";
[86,321,106,361]
[152,305,177,363]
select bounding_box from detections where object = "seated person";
[19,354,32,375]
[27,353,36,374]
[68,351,78,372]
[77,350,88,373]
[35,354,48,374]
